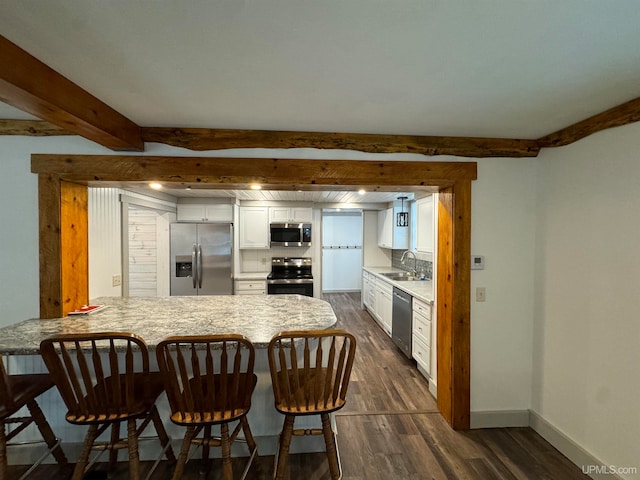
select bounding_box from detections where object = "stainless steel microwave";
[270,223,312,247]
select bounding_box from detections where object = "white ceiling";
[2,0,640,140]
[2,1,640,201]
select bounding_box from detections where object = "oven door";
[267,280,314,297]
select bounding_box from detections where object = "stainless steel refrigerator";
[170,223,233,295]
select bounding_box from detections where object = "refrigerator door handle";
[192,244,197,289]
[197,244,203,289]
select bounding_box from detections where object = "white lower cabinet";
[362,271,371,308]
[375,279,393,337]
[412,297,432,377]
[413,336,431,374]
[362,270,391,337]
[235,280,266,295]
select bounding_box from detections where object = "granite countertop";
[0,295,337,355]
[363,266,434,304]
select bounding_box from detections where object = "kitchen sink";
[380,272,420,281]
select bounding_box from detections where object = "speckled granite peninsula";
[0,295,337,355]
[0,295,339,456]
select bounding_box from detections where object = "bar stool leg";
[321,413,341,479]
[72,424,99,480]
[241,416,257,453]
[220,423,232,480]
[26,399,68,467]
[150,406,176,463]
[0,420,7,480]
[127,418,141,480]
[274,415,295,480]
[172,426,196,480]
[109,422,120,470]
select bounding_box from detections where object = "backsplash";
[392,250,433,279]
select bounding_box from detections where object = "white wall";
[533,123,640,476]
[0,136,112,327]
[363,210,391,267]
[470,158,537,413]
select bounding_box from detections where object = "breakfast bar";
[0,295,338,458]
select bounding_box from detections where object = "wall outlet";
[112,274,122,287]
[476,287,486,302]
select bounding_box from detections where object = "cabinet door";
[204,204,233,222]
[177,204,233,222]
[377,208,392,248]
[362,272,371,308]
[290,207,312,222]
[269,207,313,223]
[239,207,269,249]
[380,287,393,335]
[177,204,206,222]
[416,196,434,253]
[269,207,291,223]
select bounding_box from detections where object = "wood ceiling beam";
[0,119,72,136]
[31,154,478,188]
[141,127,540,158]
[0,35,143,151]
[537,96,640,147]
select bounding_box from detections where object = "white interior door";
[322,210,363,292]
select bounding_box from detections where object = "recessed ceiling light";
[149,182,163,190]
[250,184,262,190]
[358,189,366,195]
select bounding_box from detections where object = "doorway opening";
[321,209,363,294]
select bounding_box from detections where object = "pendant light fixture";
[396,196,409,227]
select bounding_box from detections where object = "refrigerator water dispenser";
[175,255,193,277]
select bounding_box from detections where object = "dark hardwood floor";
[8,292,588,480]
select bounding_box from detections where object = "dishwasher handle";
[393,291,411,303]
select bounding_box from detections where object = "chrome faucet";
[400,250,417,275]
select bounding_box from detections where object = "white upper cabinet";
[377,207,409,249]
[415,196,434,254]
[239,206,269,249]
[269,207,313,223]
[177,203,233,223]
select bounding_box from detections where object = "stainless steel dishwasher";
[392,287,412,358]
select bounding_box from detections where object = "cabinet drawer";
[376,279,393,295]
[412,311,431,346]
[236,289,266,295]
[413,298,431,320]
[235,280,266,291]
[412,335,431,373]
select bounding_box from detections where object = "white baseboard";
[528,410,624,480]
[470,409,530,428]
[428,378,437,400]
[470,409,626,480]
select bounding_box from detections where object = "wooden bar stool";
[268,329,357,480]
[39,332,176,480]
[1,355,69,480]
[156,334,258,480]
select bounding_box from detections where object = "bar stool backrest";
[156,334,256,425]
[268,329,357,414]
[40,332,152,422]
[0,356,14,416]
